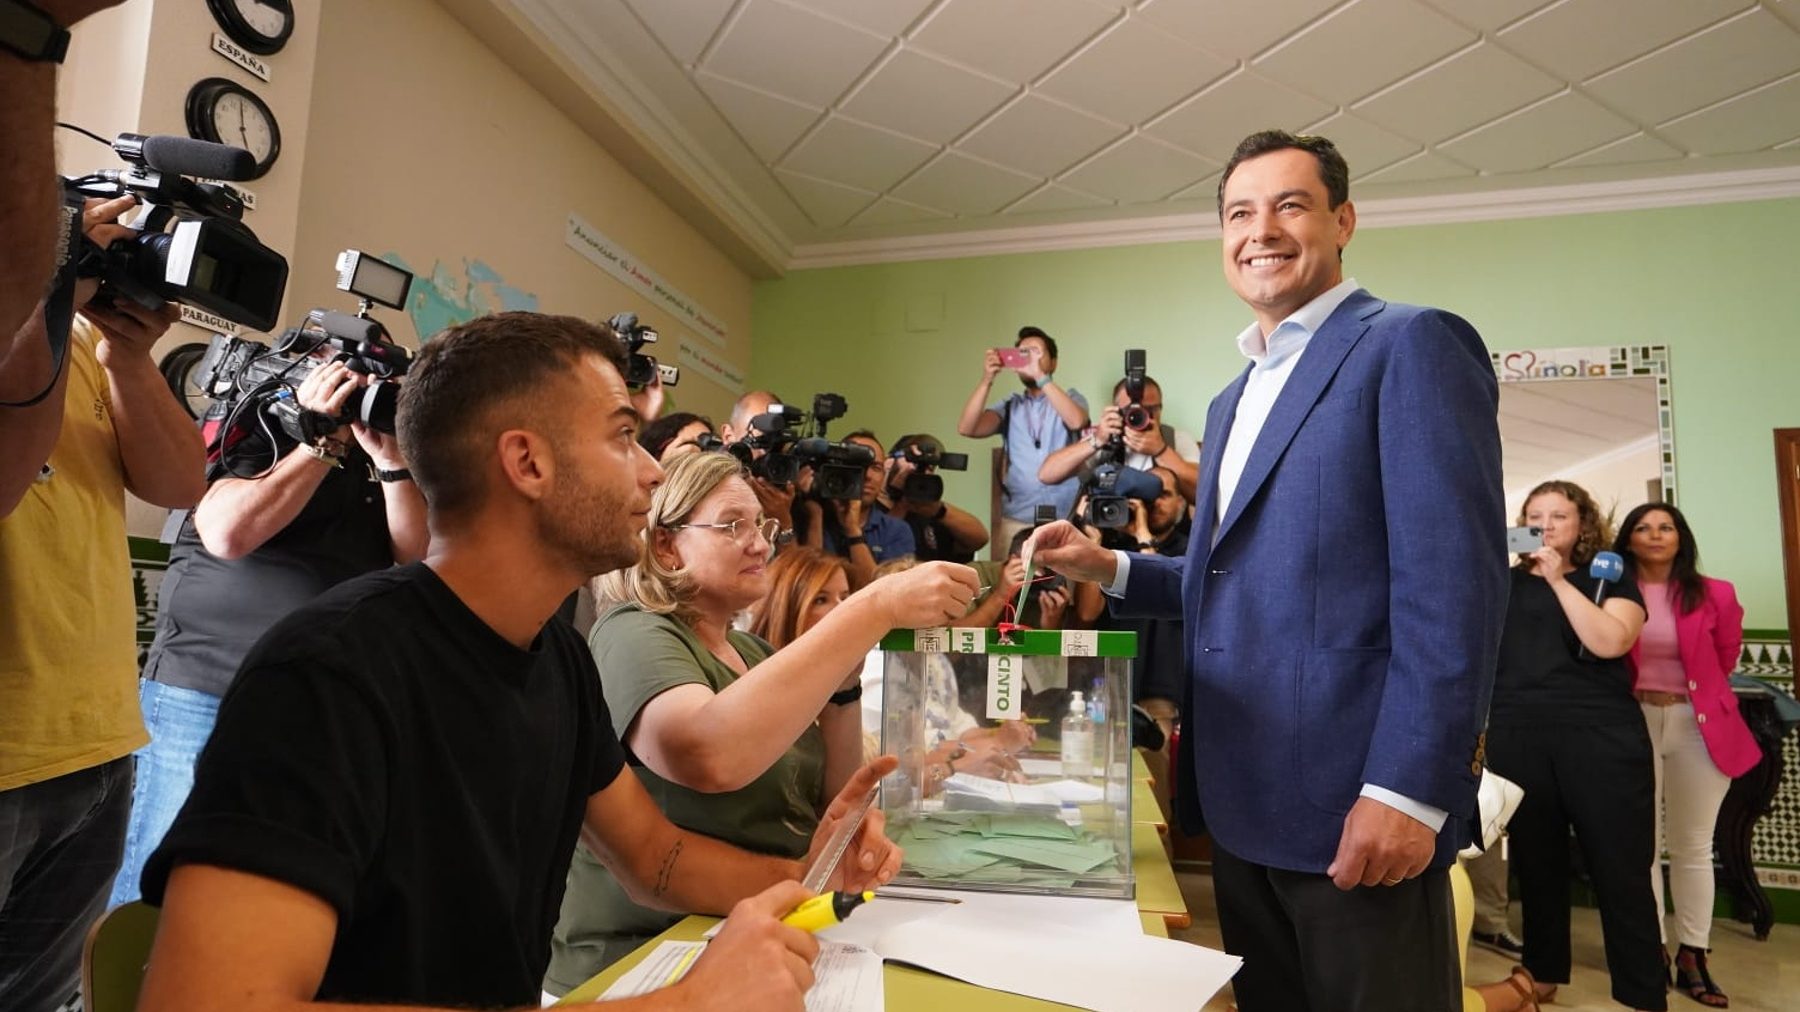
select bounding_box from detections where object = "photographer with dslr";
[720,389,801,547]
[805,430,915,589]
[1040,362,1200,506]
[876,433,988,563]
[107,289,428,907]
[0,191,204,1012]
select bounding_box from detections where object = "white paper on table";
[874,903,1240,1012]
[1015,756,1063,778]
[600,939,884,1012]
[599,940,706,999]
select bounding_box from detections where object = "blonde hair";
[592,451,747,625]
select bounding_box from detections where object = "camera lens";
[1124,404,1152,431]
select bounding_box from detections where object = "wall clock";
[185,77,282,180]
[206,0,294,56]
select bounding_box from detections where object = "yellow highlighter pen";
[780,890,872,933]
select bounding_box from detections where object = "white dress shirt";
[1104,278,1448,833]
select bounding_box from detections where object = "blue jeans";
[108,680,220,907]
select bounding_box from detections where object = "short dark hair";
[639,411,713,459]
[1111,374,1163,399]
[398,311,629,520]
[1016,326,1058,360]
[1217,131,1350,218]
[843,429,884,455]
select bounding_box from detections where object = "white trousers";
[1642,700,1733,948]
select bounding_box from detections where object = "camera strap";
[0,190,80,409]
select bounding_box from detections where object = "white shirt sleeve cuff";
[1359,784,1448,834]
[1101,551,1132,598]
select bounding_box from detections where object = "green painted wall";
[752,198,1800,629]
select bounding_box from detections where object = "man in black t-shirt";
[138,313,929,1012]
[111,351,429,908]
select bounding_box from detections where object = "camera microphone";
[792,437,831,457]
[113,133,256,181]
[1588,550,1624,605]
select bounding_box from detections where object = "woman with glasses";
[544,452,977,995]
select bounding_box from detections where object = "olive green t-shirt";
[544,603,826,993]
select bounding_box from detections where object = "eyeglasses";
[664,515,781,546]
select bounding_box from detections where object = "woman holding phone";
[1614,502,1755,1008]
[1486,480,1660,1010]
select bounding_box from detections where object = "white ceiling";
[490,0,1800,271]
[1499,376,1661,500]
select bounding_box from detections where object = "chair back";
[82,901,160,1012]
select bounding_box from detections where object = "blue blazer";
[1118,290,1508,873]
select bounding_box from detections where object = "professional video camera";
[727,393,872,500]
[60,128,289,331]
[889,434,969,504]
[607,312,680,390]
[1082,348,1161,529]
[193,250,414,476]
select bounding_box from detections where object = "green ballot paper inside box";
[874,626,1138,900]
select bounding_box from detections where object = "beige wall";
[60,0,756,537]
[288,0,754,425]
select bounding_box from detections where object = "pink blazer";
[1629,576,1760,778]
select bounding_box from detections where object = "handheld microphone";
[113,133,256,181]
[1588,551,1624,604]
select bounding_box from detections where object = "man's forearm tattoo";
[653,838,683,897]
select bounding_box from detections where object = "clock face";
[206,0,294,55]
[186,78,282,180]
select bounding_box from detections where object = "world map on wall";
[381,253,538,342]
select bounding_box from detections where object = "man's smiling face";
[1219,147,1356,334]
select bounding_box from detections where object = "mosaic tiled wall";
[1742,636,1799,879]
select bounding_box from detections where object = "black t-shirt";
[144,403,393,698]
[141,563,627,1006]
[1489,567,1646,726]
[1100,526,1190,704]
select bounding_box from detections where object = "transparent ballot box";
[876,627,1137,899]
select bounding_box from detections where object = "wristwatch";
[0,0,71,63]
[374,467,412,483]
[828,684,863,706]
[843,535,867,547]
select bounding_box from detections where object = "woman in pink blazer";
[1614,502,1757,1009]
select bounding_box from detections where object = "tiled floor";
[1170,868,1799,1011]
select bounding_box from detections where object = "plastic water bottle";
[1061,690,1094,779]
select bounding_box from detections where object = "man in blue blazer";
[1033,131,1508,1011]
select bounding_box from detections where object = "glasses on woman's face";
[665,515,781,547]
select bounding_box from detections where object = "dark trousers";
[0,757,133,1012]
[1212,844,1460,1012]
[1488,720,1666,1011]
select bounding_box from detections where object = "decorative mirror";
[1491,345,1673,522]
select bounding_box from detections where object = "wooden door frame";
[1775,429,1800,641]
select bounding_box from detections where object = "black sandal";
[1674,944,1728,1008]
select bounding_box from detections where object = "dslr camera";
[1081,348,1162,529]
[607,312,680,390]
[62,130,289,331]
[888,434,969,504]
[194,250,413,475]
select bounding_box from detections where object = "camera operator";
[721,388,801,549]
[1039,373,1200,506]
[1072,465,1189,712]
[0,0,126,340]
[106,337,428,907]
[0,190,204,1012]
[803,429,915,590]
[876,433,988,563]
[957,326,1089,555]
